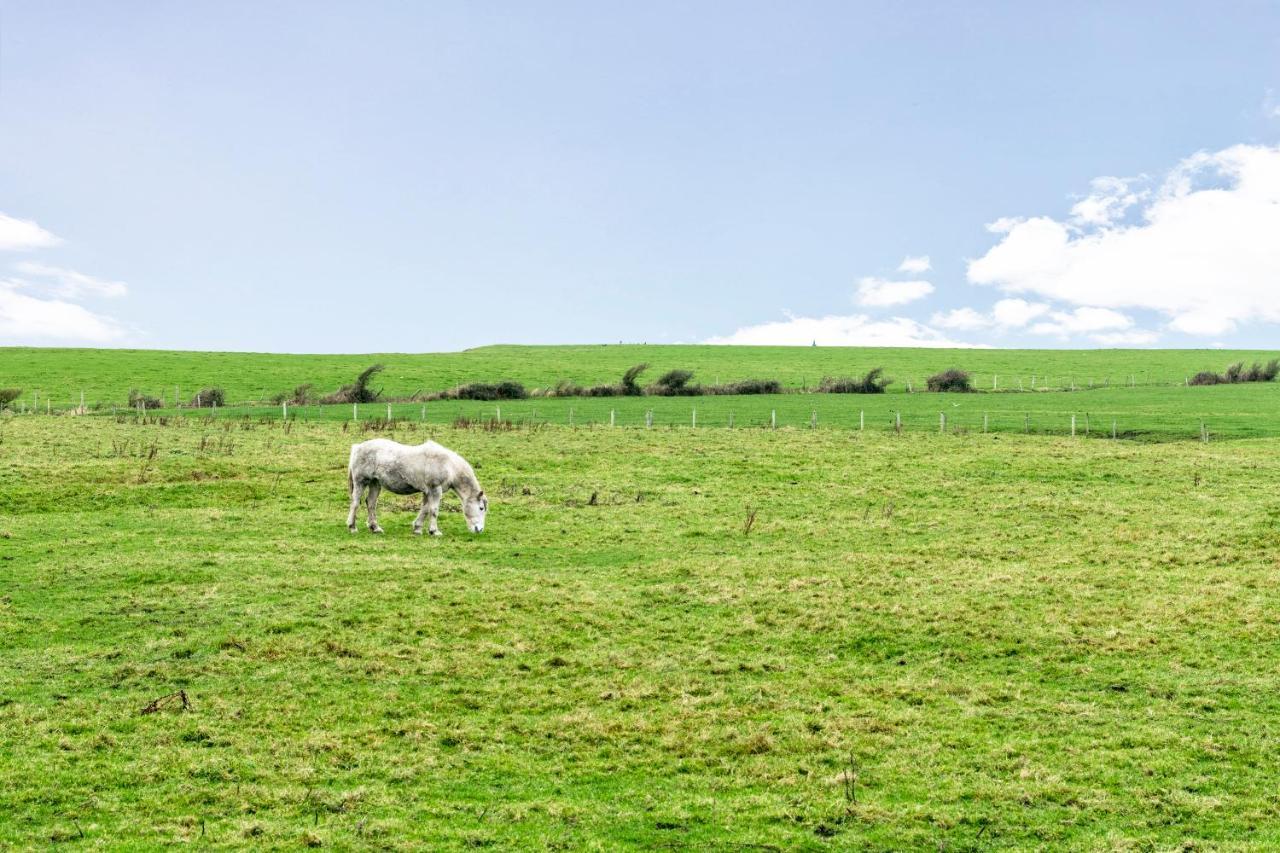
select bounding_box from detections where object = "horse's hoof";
[347,526,357,534]
[412,528,423,536]
[370,527,384,534]
[429,531,442,537]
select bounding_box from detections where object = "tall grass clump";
[926,369,974,393]
[0,388,20,410]
[1189,359,1280,386]
[322,364,385,404]
[819,368,890,394]
[271,384,314,405]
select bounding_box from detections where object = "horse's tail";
[346,446,355,494]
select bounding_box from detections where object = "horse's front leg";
[365,483,384,533]
[347,481,364,533]
[425,485,443,536]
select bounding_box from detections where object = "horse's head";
[463,490,487,533]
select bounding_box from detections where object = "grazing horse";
[346,439,487,535]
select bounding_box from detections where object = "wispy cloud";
[14,262,128,299]
[897,255,931,274]
[0,279,126,343]
[706,312,984,347]
[855,277,934,307]
[0,213,61,251]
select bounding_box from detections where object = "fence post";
[353,403,357,421]
[983,412,988,433]
[895,411,902,433]
[993,374,998,390]
[610,409,615,427]
[80,390,85,414]
[859,410,864,431]
[1112,419,1117,439]
[811,410,816,429]
[495,405,500,422]
[1200,420,1208,443]
[1024,413,1029,434]
[1071,414,1076,437]
[728,412,734,429]
[692,408,697,428]
[282,401,288,420]
[646,410,653,428]
[771,410,776,429]
[421,405,425,422]
[939,411,945,433]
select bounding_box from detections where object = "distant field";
[4,417,1280,848]
[3,344,1277,406]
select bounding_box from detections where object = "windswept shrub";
[322,364,384,404]
[189,387,226,408]
[129,389,163,409]
[1189,359,1279,386]
[649,369,699,396]
[819,368,890,394]
[0,388,20,409]
[433,381,528,401]
[926,369,973,393]
[621,363,649,396]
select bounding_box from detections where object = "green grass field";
[5,412,1280,848]
[6,344,1280,442]
[4,344,1278,405]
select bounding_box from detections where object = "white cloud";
[990,298,1050,328]
[1029,306,1134,338]
[1091,330,1159,346]
[931,298,1051,332]
[13,261,128,299]
[706,313,985,347]
[931,307,990,331]
[0,213,61,251]
[855,277,934,307]
[0,280,126,343]
[968,143,1280,337]
[897,255,931,274]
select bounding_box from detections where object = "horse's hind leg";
[412,491,429,535]
[365,483,384,533]
[347,479,364,533]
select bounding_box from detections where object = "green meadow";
[4,346,1280,847]
[4,408,1280,848]
[3,344,1277,404]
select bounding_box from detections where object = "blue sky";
[2,1,1278,352]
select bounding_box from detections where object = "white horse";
[346,438,487,535]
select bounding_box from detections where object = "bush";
[926,369,973,393]
[433,381,528,401]
[1189,359,1279,386]
[128,389,162,410]
[189,387,225,408]
[819,368,890,394]
[649,369,699,396]
[271,384,315,405]
[321,364,385,404]
[707,378,783,395]
[0,388,20,409]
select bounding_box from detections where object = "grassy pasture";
[4,414,1280,848]
[3,344,1278,405]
